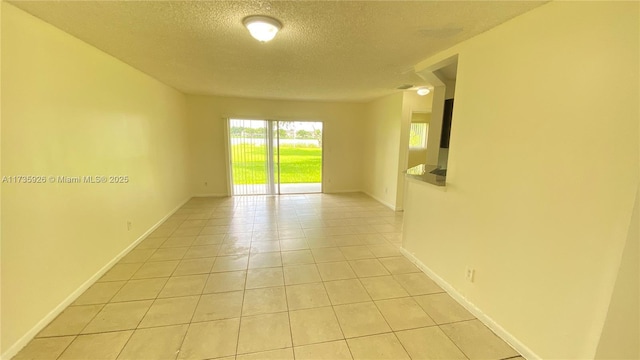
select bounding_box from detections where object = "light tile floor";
[14,193,524,360]
[234,183,322,195]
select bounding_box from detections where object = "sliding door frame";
[224,118,233,196]
[225,117,324,195]
[266,120,277,195]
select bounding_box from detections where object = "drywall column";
[594,184,640,359]
[396,91,432,210]
[416,70,446,166]
[429,86,446,167]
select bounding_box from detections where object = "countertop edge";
[404,164,447,187]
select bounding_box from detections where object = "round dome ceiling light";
[243,15,282,42]
[417,87,431,96]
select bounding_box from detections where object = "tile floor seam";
[318,274,354,360]
[233,255,250,356]
[360,282,408,336]
[85,321,193,334]
[175,269,212,350]
[35,303,105,340]
[389,330,414,360]
[436,322,472,360]
[344,275,390,335]
[165,218,188,239]
[172,328,187,360]
[78,303,108,334]
[43,335,78,360]
[121,270,181,348]
[281,274,297,355]
[111,324,139,360]
[437,317,482,326]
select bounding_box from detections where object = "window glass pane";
[409,123,428,148]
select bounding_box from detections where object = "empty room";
[1,1,638,360]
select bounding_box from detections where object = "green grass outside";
[231,143,322,184]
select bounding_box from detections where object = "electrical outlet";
[127,221,132,231]
[384,187,388,194]
[204,181,208,187]
[465,267,475,282]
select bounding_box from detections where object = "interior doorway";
[228,119,323,195]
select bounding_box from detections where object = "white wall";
[187,95,366,196]
[404,1,639,358]
[1,3,191,356]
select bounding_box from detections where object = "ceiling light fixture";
[417,87,431,96]
[243,15,282,42]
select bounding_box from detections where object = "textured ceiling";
[10,1,545,101]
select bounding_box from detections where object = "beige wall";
[0,1,4,356]
[594,185,639,359]
[1,3,191,355]
[407,110,430,168]
[187,95,365,196]
[411,112,430,123]
[407,149,427,169]
[405,2,639,359]
[361,93,403,208]
[362,91,432,210]
[397,92,432,210]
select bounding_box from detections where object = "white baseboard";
[192,193,228,197]
[1,196,191,360]
[362,190,397,211]
[400,248,540,360]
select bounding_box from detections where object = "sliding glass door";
[229,119,322,195]
[277,121,322,194]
